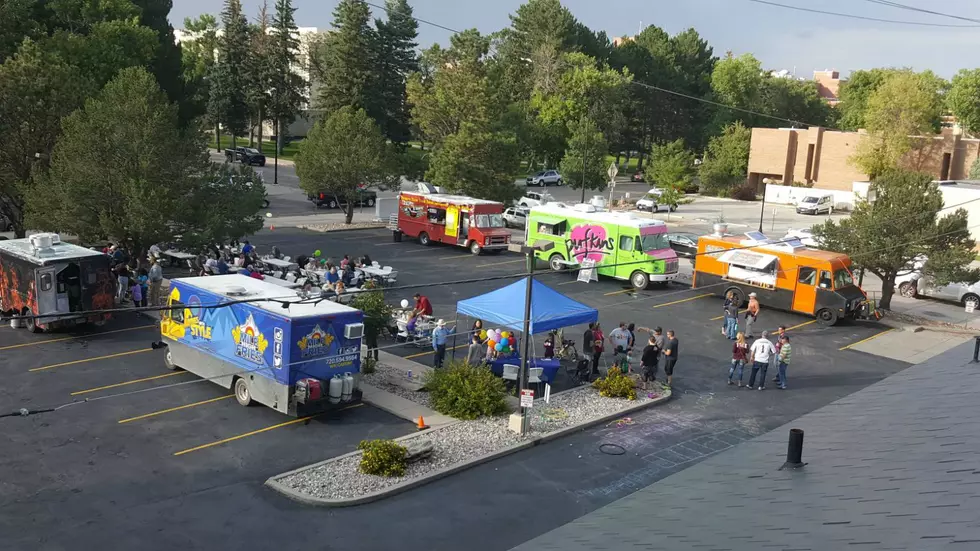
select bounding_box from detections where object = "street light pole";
[273,117,279,186]
[759,178,770,233]
[581,125,588,204]
[517,251,534,436]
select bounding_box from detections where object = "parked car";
[782,229,821,248]
[525,170,563,187]
[225,147,266,167]
[898,271,980,310]
[630,171,645,183]
[635,188,675,212]
[502,207,528,229]
[309,189,377,209]
[796,194,834,215]
[518,191,553,209]
[666,232,699,258]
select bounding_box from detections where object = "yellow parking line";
[70,371,188,396]
[0,325,156,351]
[373,242,402,247]
[118,395,234,424]
[405,343,468,359]
[29,348,153,372]
[604,288,634,296]
[438,255,468,261]
[173,404,364,456]
[784,319,818,332]
[557,280,578,286]
[653,293,713,309]
[839,328,896,351]
[711,309,747,321]
[477,258,524,268]
[401,248,439,254]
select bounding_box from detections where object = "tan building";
[747,127,980,192]
[813,70,844,105]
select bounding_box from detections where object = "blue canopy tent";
[455,279,598,335]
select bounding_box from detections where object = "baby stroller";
[554,329,579,361]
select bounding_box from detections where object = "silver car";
[502,207,528,229]
[898,274,980,310]
[526,170,563,187]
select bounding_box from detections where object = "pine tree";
[210,0,251,146]
[315,0,376,118]
[246,0,273,148]
[131,0,194,124]
[268,0,307,154]
[373,0,418,145]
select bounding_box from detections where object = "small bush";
[790,180,814,188]
[729,183,758,201]
[362,355,377,374]
[424,360,508,420]
[358,439,408,477]
[592,366,637,400]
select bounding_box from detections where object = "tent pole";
[518,253,535,436]
[451,313,460,361]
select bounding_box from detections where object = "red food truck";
[390,192,511,254]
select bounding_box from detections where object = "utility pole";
[273,117,279,186]
[581,123,588,204]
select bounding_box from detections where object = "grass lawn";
[208,136,303,161]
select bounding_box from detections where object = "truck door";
[614,233,645,280]
[445,206,459,240]
[35,266,57,314]
[793,266,818,314]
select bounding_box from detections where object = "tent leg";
[451,313,459,361]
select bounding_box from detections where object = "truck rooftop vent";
[225,286,248,296]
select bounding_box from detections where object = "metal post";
[518,252,535,435]
[451,313,460,360]
[273,118,279,186]
[581,130,588,204]
[781,428,805,470]
[973,336,980,363]
[758,181,767,233]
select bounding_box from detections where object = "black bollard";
[973,336,980,363]
[780,428,806,470]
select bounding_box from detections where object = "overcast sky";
[169,0,980,78]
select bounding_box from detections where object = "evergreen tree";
[246,1,273,148]
[131,0,194,124]
[315,0,376,118]
[268,0,307,154]
[210,0,251,146]
[373,0,419,145]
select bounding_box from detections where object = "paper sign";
[520,389,534,408]
[967,303,975,313]
[577,259,598,283]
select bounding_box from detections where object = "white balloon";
[400,299,409,308]
[266,212,273,218]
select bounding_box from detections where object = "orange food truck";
[390,192,511,254]
[692,232,880,325]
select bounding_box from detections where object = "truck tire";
[816,308,839,326]
[234,377,254,407]
[630,271,649,290]
[367,198,375,207]
[470,241,482,255]
[419,232,431,246]
[163,347,181,371]
[328,199,338,209]
[726,286,745,308]
[549,253,565,272]
[24,307,41,333]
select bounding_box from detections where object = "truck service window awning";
[534,217,566,226]
[716,250,778,270]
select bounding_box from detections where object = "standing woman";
[472,319,486,343]
[591,322,605,376]
[728,332,748,387]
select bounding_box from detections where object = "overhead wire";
[742,0,980,27]
[860,0,980,25]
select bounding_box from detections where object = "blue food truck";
[160,275,365,416]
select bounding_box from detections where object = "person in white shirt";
[747,330,776,390]
[608,322,631,355]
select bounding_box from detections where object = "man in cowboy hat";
[431,319,455,368]
[745,292,761,339]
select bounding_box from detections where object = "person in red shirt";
[413,293,433,317]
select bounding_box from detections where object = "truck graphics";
[566,224,616,263]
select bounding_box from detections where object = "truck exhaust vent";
[225,286,248,297]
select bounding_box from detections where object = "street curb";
[264,389,673,507]
[293,224,388,233]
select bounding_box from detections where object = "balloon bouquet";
[485,328,518,360]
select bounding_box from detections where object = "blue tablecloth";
[488,357,561,383]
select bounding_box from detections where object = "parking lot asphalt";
[1,227,913,551]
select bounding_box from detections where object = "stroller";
[553,329,579,361]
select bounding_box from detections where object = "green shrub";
[358,439,408,477]
[729,183,758,201]
[592,366,637,400]
[362,355,377,374]
[424,360,509,420]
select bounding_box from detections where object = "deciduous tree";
[813,169,978,310]
[698,122,750,195]
[558,116,607,196]
[427,123,522,204]
[648,139,696,191]
[296,107,397,224]
[947,68,980,134]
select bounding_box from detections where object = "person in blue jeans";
[728,332,748,386]
[722,291,739,339]
[777,335,792,389]
[431,319,454,368]
[747,331,776,390]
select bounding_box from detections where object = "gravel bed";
[277,369,670,502]
[298,222,387,232]
[361,363,433,409]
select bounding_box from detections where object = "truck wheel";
[367,198,375,207]
[816,308,839,326]
[234,378,254,407]
[419,232,431,246]
[726,287,745,308]
[328,200,338,209]
[163,347,181,371]
[549,253,565,272]
[630,271,649,290]
[470,241,482,255]
[24,308,41,333]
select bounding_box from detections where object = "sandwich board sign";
[577,259,598,283]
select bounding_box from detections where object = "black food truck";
[0,233,115,332]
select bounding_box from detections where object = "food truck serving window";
[427,207,446,224]
[536,218,567,235]
[717,249,778,288]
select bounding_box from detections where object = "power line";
[861,0,980,25]
[743,0,980,27]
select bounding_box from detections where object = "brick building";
[747,126,980,192]
[813,70,843,105]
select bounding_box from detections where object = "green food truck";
[526,204,679,289]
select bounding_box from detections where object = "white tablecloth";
[162,250,195,260]
[263,258,298,270]
[359,266,391,278]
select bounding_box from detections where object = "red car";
[631,171,645,182]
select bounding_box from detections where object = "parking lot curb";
[264,389,673,507]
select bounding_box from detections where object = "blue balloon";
[495,342,505,351]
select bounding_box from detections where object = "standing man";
[776,335,792,389]
[412,293,433,317]
[608,322,631,361]
[747,330,776,390]
[583,322,595,371]
[773,325,786,384]
[744,292,761,338]
[723,291,739,339]
[148,257,163,306]
[662,330,679,388]
[431,319,454,368]
[640,334,661,390]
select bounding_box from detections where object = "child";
[137,268,149,308]
[614,345,629,374]
[130,278,143,309]
[543,333,555,359]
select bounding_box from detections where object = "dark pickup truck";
[224,147,266,167]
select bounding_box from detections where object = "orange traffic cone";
[417,416,429,431]
[269,224,275,231]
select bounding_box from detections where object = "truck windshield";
[834,269,854,289]
[475,214,505,228]
[639,233,669,251]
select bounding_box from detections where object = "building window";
[940,153,951,180]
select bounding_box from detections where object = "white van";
[796,194,834,215]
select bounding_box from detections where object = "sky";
[168,0,980,78]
